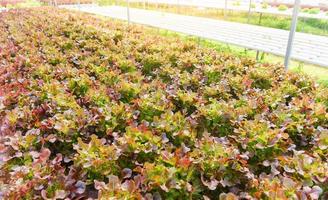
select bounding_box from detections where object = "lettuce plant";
[0,8,327,199]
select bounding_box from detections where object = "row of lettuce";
[0,7,328,199]
[0,0,92,8]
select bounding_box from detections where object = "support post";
[256,50,260,61]
[224,0,228,19]
[261,52,265,60]
[247,0,252,23]
[126,0,130,25]
[258,13,263,24]
[284,0,301,69]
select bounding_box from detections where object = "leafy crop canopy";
[0,7,328,199]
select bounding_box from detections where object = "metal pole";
[224,0,228,19]
[284,0,301,69]
[126,0,130,25]
[247,0,252,23]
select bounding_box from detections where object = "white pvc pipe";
[224,0,228,19]
[247,0,252,23]
[284,0,301,69]
[127,0,131,25]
